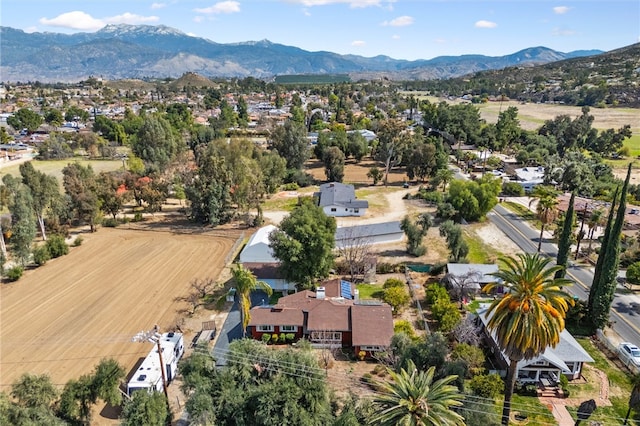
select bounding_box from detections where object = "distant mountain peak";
[98,24,186,36]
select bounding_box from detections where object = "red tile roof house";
[247,279,394,359]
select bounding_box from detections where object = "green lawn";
[356,283,384,300]
[463,226,501,263]
[624,134,640,157]
[509,394,555,425]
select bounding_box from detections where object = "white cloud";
[475,20,497,29]
[39,11,159,31]
[194,1,241,14]
[351,40,366,46]
[553,6,570,14]
[283,0,385,8]
[302,8,312,16]
[193,15,204,23]
[103,13,160,25]
[392,34,400,40]
[381,15,414,27]
[151,2,167,10]
[39,11,105,31]
[551,27,576,36]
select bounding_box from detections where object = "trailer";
[126,350,164,396]
[127,332,185,396]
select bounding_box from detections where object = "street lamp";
[132,325,168,400]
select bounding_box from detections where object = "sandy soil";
[0,224,241,402]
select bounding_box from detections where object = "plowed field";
[0,226,239,390]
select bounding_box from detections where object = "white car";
[618,342,640,367]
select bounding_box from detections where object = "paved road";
[489,203,640,344]
[211,290,270,366]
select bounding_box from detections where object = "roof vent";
[316,286,325,299]
[137,375,147,381]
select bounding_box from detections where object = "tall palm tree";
[435,168,455,192]
[587,208,605,252]
[369,360,465,426]
[231,263,272,337]
[483,253,574,426]
[529,185,559,252]
[624,374,640,424]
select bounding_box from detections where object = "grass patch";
[463,226,501,263]
[509,394,555,425]
[624,134,640,157]
[261,195,301,211]
[356,283,384,300]
[464,298,494,313]
[502,201,535,221]
[355,187,393,213]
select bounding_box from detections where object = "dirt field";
[0,224,241,397]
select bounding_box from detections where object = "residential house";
[239,225,296,294]
[477,306,593,383]
[444,263,500,297]
[335,221,403,249]
[513,166,545,192]
[314,182,368,217]
[247,278,394,358]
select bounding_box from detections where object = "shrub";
[394,319,416,338]
[429,262,447,276]
[102,218,119,228]
[469,374,505,398]
[72,236,83,247]
[271,333,279,344]
[372,365,386,376]
[361,373,373,384]
[425,283,449,305]
[261,333,271,343]
[279,332,286,343]
[133,212,143,222]
[431,298,462,332]
[451,343,486,374]
[285,333,295,343]
[6,266,23,282]
[376,262,404,274]
[383,278,405,289]
[32,245,51,266]
[45,235,69,258]
[502,181,525,196]
[627,262,640,285]
[281,182,299,191]
[419,190,444,205]
[383,286,410,314]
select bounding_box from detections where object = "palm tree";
[624,374,640,424]
[231,263,272,337]
[369,360,465,426]
[435,168,455,192]
[587,208,605,253]
[483,253,574,426]
[529,185,559,252]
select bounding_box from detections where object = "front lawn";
[356,283,384,300]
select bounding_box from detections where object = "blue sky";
[2,0,639,60]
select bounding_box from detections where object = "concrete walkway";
[549,402,575,426]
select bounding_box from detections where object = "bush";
[102,218,119,228]
[261,333,271,343]
[133,212,144,222]
[394,319,416,338]
[376,262,404,274]
[383,278,405,289]
[281,182,299,191]
[45,234,69,258]
[6,266,23,282]
[271,333,279,344]
[32,245,51,266]
[418,190,444,205]
[431,298,462,332]
[279,332,286,343]
[451,343,486,374]
[425,283,449,305]
[72,236,83,247]
[469,374,505,398]
[383,286,410,314]
[429,262,447,276]
[502,181,525,196]
[285,333,295,343]
[627,262,640,285]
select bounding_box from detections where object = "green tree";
[7,108,43,133]
[369,361,465,426]
[624,374,640,425]
[367,167,383,185]
[19,161,60,241]
[259,150,287,194]
[2,175,36,265]
[495,106,521,152]
[555,192,575,278]
[439,220,469,263]
[62,162,101,232]
[445,176,500,222]
[468,373,505,399]
[627,262,640,285]
[401,215,427,257]
[589,164,632,329]
[133,114,179,173]
[374,118,412,186]
[323,146,345,182]
[383,286,410,314]
[529,185,559,252]
[587,208,605,252]
[11,373,58,409]
[269,198,336,289]
[121,390,170,426]
[231,263,273,337]
[44,108,64,127]
[483,253,574,425]
[65,105,90,123]
[270,121,309,170]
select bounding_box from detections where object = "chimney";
[316,286,325,299]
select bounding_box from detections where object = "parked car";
[618,342,640,367]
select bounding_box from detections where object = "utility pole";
[132,325,168,400]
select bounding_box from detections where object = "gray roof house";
[444,263,500,296]
[315,182,368,217]
[478,305,593,383]
[335,221,403,249]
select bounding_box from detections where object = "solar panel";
[340,280,353,299]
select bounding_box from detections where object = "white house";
[477,306,593,383]
[315,182,368,217]
[513,166,545,192]
[239,225,296,293]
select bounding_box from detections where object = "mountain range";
[0,24,606,83]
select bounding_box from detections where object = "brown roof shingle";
[351,304,394,347]
[247,306,304,327]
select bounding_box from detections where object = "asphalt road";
[489,203,640,345]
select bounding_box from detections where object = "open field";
[1,158,124,186]
[0,224,240,395]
